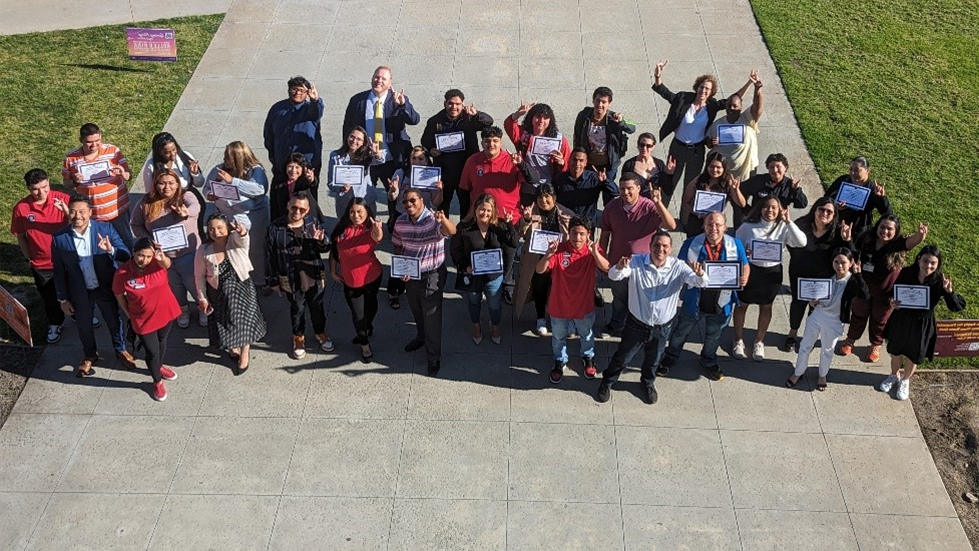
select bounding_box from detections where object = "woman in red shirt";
[113,237,181,402]
[329,198,384,362]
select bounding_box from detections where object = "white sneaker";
[896,379,911,401]
[46,324,63,344]
[752,342,765,362]
[732,339,747,359]
[176,311,190,328]
[536,318,549,337]
[878,374,899,393]
[92,316,102,328]
[198,312,208,327]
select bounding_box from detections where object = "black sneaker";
[702,363,724,381]
[405,339,425,352]
[595,382,611,403]
[783,336,798,353]
[644,384,658,405]
[503,289,514,305]
[655,356,676,377]
[427,361,441,376]
[550,361,565,384]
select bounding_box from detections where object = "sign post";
[933,320,979,357]
[126,27,177,62]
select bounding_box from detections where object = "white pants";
[794,308,844,377]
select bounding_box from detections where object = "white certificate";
[78,160,111,182]
[894,284,930,310]
[716,124,745,145]
[471,249,504,276]
[704,262,742,289]
[750,239,782,263]
[410,166,441,189]
[332,165,368,196]
[390,255,421,280]
[798,278,832,301]
[528,229,562,255]
[435,131,465,152]
[693,190,727,215]
[835,182,871,211]
[530,136,563,156]
[209,181,240,201]
[152,224,189,252]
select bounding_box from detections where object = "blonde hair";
[143,168,185,222]
[465,193,500,226]
[223,141,262,179]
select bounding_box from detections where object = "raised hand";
[465,103,477,116]
[840,221,853,242]
[307,83,319,101]
[943,275,953,293]
[512,151,523,165]
[394,88,406,106]
[216,168,233,184]
[430,148,441,157]
[598,168,607,182]
[729,178,741,192]
[780,207,790,222]
[749,68,761,87]
[790,177,800,189]
[688,260,704,276]
[521,204,534,222]
[303,167,315,182]
[387,175,400,196]
[651,187,663,205]
[515,100,535,118]
[617,256,631,270]
[188,160,200,175]
[549,150,565,166]
[171,203,190,219]
[153,247,167,264]
[918,222,929,238]
[433,208,446,223]
[312,225,326,241]
[665,155,677,174]
[370,217,384,239]
[610,111,623,123]
[96,233,113,252]
[504,211,514,225]
[654,59,669,79]
[53,197,68,216]
[873,182,885,196]
[545,239,559,256]
[370,139,382,159]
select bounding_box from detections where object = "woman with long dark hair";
[270,152,322,222]
[504,101,572,203]
[679,151,746,237]
[140,132,204,193]
[328,126,378,218]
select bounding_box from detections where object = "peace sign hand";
[216,168,233,184]
[394,88,406,106]
[96,233,113,253]
[515,100,536,118]
[465,103,477,116]
[688,260,704,276]
[312,226,326,242]
[53,197,68,216]
[171,203,190,219]
[665,155,677,174]
[617,256,631,270]
[654,59,669,79]
[840,221,853,242]
[943,275,953,293]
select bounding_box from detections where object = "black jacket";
[265,214,331,289]
[652,83,728,143]
[839,272,871,324]
[825,175,893,236]
[342,90,421,165]
[554,169,618,221]
[620,155,672,198]
[420,110,494,186]
[449,219,519,292]
[742,174,809,211]
[572,107,636,172]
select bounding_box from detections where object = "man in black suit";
[52,196,134,376]
[342,66,420,227]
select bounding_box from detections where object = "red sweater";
[459,152,524,219]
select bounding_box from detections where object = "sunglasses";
[638,143,654,149]
[402,198,418,205]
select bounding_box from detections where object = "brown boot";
[292,335,306,359]
[76,358,97,378]
[116,350,138,370]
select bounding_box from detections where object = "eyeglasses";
[816,207,834,214]
[402,198,418,205]
[289,206,309,213]
[638,143,654,149]
[288,87,308,93]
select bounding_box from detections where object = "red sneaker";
[160,366,178,381]
[583,357,597,379]
[153,381,168,402]
[868,345,881,362]
[839,339,854,356]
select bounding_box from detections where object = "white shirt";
[735,219,807,268]
[71,224,100,290]
[675,105,709,145]
[365,90,391,163]
[609,255,709,326]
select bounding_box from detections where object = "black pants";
[601,314,674,387]
[288,285,326,337]
[406,266,447,364]
[370,161,400,231]
[32,268,65,327]
[141,321,172,382]
[666,139,706,209]
[531,271,552,319]
[456,188,471,219]
[343,276,381,345]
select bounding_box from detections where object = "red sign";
[126,27,177,62]
[933,320,979,357]
[0,285,33,347]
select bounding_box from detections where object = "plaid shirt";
[392,209,447,273]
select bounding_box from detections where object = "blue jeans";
[663,308,731,368]
[467,274,504,326]
[602,314,674,386]
[551,311,596,363]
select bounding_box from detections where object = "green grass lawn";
[0,15,222,344]
[750,0,979,365]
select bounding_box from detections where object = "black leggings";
[141,322,172,382]
[344,277,382,345]
[531,271,552,319]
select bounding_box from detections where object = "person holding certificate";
[535,216,610,383]
[504,102,571,201]
[265,192,335,361]
[195,214,266,375]
[572,87,636,204]
[513,184,574,337]
[620,133,676,199]
[706,69,764,188]
[131,168,203,328]
[738,153,808,229]
[879,246,965,400]
[328,126,379,219]
[204,141,271,288]
[657,212,750,382]
[420,89,494,216]
[140,132,205,193]
[330,198,384,363]
[269,153,323,223]
[450,194,519,345]
[392,190,457,376]
[840,215,928,362]
[62,122,134,248]
[786,247,869,391]
[679,151,746,237]
[113,238,182,402]
[824,156,893,236]
[732,196,806,361]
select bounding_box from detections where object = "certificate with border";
[693,190,727,216]
[835,182,871,211]
[390,255,421,280]
[716,124,745,145]
[704,261,742,289]
[530,136,563,156]
[410,166,441,189]
[471,249,504,276]
[153,224,189,252]
[78,160,112,183]
[528,229,562,255]
[435,131,465,153]
[894,284,930,310]
[798,278,832,301]
[332,165,367,196]
[750,239,782,263]
[209,181,240,201]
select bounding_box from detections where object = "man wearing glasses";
[264,76,325,182]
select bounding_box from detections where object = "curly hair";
[692,74,720,98]
[520,103,559,138]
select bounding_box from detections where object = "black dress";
[207,258,267,349]
[884,267,966,363]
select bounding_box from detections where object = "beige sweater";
[194,231,253,301]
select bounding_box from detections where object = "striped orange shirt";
[62,143,131,221]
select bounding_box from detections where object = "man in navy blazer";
[52,195,135,376]
[342,66,420,226]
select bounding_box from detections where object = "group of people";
[9,62,964,404]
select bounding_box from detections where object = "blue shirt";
[71,225,100,290]
[263,97,325,170]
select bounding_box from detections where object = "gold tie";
[373,97,384,144]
